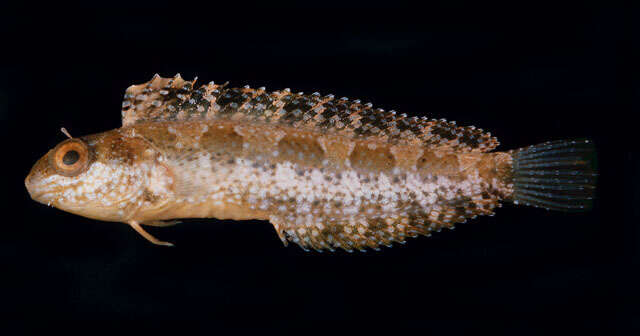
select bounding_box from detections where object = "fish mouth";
[25,172,54,205]
[25,173,40,200]
[26,188,55,206]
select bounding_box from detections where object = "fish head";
[25,129,172,222]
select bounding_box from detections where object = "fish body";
[25,74,597,251]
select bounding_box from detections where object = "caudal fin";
[509,139,597,211]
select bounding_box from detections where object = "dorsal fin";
[121,74,499,152]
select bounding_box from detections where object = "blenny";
[25,74,597,251]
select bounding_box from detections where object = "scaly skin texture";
[26,118,514,251]
[25,74,521,251]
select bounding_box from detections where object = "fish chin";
[32,185,136,222]
[56,203,126,222]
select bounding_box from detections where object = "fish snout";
[25,169,39,200]
[25,164,49,203]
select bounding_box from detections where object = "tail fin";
[509,139,597,211]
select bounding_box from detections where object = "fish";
[25,74,597,252]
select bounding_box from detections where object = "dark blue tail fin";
[509,139,597,211]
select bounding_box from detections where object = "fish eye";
[49,139,91,177]
[63,150,80,165]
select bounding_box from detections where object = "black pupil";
[62,150,80,165]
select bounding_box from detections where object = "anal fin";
[268,214,453,252]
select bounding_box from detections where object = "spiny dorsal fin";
[121,74,499,152]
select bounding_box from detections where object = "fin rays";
[121,74,500,153]
[509,139,597,211]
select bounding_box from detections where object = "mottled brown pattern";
[122,74,499,152]
[28,74,553,252]
[277,135,326,167]
[349,143,396,171]
[126,119,508,251]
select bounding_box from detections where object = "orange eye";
[49,139,91,177]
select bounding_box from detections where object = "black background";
[1,1,635,334]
